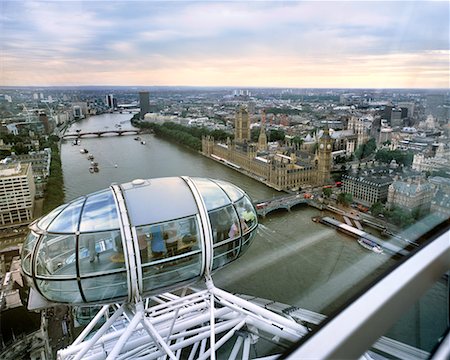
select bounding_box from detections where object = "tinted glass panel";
[212,239,240,270]
[81,272,128,302]
[47,198,85,233]
[78,230,125,276]
[235,196,257,233]
[22,232,39,275]
[208,205,239,243]
[35,234,76,277]
[142,253,202,294]
[192,178,230,210]
[37,203,68,230]
[79,190,119,232]
[136,216,200,266]
[213,179,244,202]
[37,279,82,303]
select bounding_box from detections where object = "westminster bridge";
[254,193,323,217]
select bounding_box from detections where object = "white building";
[0,163,35,225]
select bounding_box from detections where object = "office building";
[0,163,35,225]
[105,94,115,109]
[139,91,150,119]
[387,179,434,212]
[343,172,393,205]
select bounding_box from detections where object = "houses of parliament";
[202,106,332,191]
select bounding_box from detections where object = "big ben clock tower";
[317,128,333,185]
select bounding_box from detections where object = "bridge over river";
[62,129,141,138]
[254,193,323,217]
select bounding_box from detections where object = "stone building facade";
[387,179,434,213]
[342,173,393,206]
[202,123,332,192]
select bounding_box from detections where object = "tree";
[292,136,304,146]
[268,129,285,142]
[337,193,353,206]
[323,187,332,198]
[384,206,414,228]
[354,138,376,160]
[370,202,384,217]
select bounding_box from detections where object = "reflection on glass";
[37,203,67,230]
[142,253,202,294]
[137,216,202,294]
[213,179,244,202]
[22,232,39,275]
[192,177,231,210]
[47,198,85,233]
[35,234,76,277]
[240,232,255,257]
[208,205,239,243]
[81,273,128,302]
[80,190,120,232]
[136,216,200,265]
[37,279,82,303]
[235,196,257,232]
[212,239,240,270]
[371,276,449,354]
[78,230,124,276]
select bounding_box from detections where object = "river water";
[60,113,447,352]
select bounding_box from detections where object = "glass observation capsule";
[21,177,258,305]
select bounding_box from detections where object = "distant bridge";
[62,129,141,138]
[254,193,323,217]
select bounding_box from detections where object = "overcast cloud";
[1,0,448,88]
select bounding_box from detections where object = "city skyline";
[1,0,449,89]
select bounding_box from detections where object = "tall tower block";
[139,91,150,119]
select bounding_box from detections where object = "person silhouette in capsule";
[151,225,167,259]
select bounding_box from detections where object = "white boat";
[80,148,88,154]
[140,140,146,145]
[358,238,383,254]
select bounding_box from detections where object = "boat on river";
[87,154,94,161]
[357,238,383,254]
[80,148,88,154]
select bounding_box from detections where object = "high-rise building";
[73,106,82,119]
[139,92,150,119]
[390,108,403,127]
[106,94,114,109]
[426,94,448,123]
[0,163,35,225]
[234,106,250,142]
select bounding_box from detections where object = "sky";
[0,0,449,88]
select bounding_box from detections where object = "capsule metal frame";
[21,176,258,305]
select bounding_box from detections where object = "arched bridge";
[254,193,323,218]
[62,129,141,138]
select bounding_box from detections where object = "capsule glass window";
[35,234,77,277]
[78,230,125,276]
[22,231,39,276]
[137,216,202,295]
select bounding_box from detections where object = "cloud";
[1,1,448,88]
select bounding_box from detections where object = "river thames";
[60,113,447,352]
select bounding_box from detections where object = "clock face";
[320,144,324,149]
[327,144,332,149]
